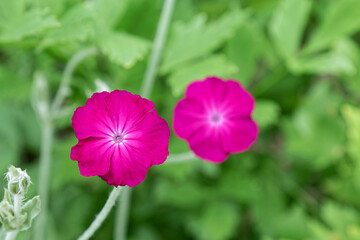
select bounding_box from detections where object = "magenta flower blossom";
[173,77,258,163]
[71,90,170,187]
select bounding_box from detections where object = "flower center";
[113,133,125,144]
[209,112,223,126]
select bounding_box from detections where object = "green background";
[1,0,360,239]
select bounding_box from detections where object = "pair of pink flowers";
[71,77,259,187]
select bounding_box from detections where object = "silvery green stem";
[140,0,176,99]
[34,47,97,240]
[114,187,132,240]
[78,187,123,240]
[115,1,176,240]
[34,120,53,240]
[165,152,196,164]
[13,195,22,217]
[51,47,97,115]
[4,194,21,240]
[5,231,18,240]
[4,195,21,240]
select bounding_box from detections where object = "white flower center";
[209,112,223,126]
[113,133,125,144]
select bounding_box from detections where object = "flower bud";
[5,166,31,196]
[1,166,41,232]
[0,199,26,231]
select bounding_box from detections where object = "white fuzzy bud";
[6,166,31,196]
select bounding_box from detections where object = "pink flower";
[173,77,258,163]
[71,90,170,187]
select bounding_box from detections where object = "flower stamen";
[113,134,125,144]
[209,112,223,126]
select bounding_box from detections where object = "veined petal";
[100,145,148,187]
[173,98,207,139]
[71,90,170,187]
[221,80,255,118]
[187,126,228,163]
[126,112,170,165]
[71,137,113,177]
[172,77,258,163]
[72,92,114,139]
[220,118,259,153]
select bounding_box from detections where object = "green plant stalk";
[35,47,97,240]
[5,231,18,240]
[51,47,98,115]
[114,187,132,240]
[78,187,123,240]
[165,152,196,164]
[34,120,53,240]
[140,0,176,99]
[114,0,176,239]
[5,194,21,240]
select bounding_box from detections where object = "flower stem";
[34,120,53,240]
[51,47,98,115]
[114,187,132,240]
[5,231,18,240]
[114,1,176,240]
[13,195,22,217]
[140,0,176,99]
[165,151,196,164]
[78,187,123,240]
[34,47,97,240]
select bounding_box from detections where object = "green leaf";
[155,161,196,181]
[225,23,264,86]
[342,105,360,162]
[3,189,12,204]
[161,10,247,72]
[269,0,312,59]
[85,0,129,30]
[0,67,32,103]
[0,105,21,173]
[254,181,310,239]
[38,4,94,51]
[186,202,240,240]
[307,220,332,240]
[283,81,345,169]
[51,137,89,191]
[99,31,151,68]
[321,201,360,239]
[288,47,356,76]
[130,226,161,240]
[304,0,360,53]
[253,100,281,129]
[0,9,59,43]
[21,196,41,231]
[336,39,360,96]
[0,0,24,27]
[218,169,260,204]
[154,181,207,209]
[167,55,238,96]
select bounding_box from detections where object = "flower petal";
[125,111,170,165]
[71,90,170,187]
[187,126,228,163]
[100,145,148,187]
[220,118,259,153]
[185,77,227,108]
[72,92,115,139]
[221,80,255,118]
[173,98,207,139]
[103,90,156,134]
[71,137,113,177]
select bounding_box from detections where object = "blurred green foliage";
[1,0,360,239]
